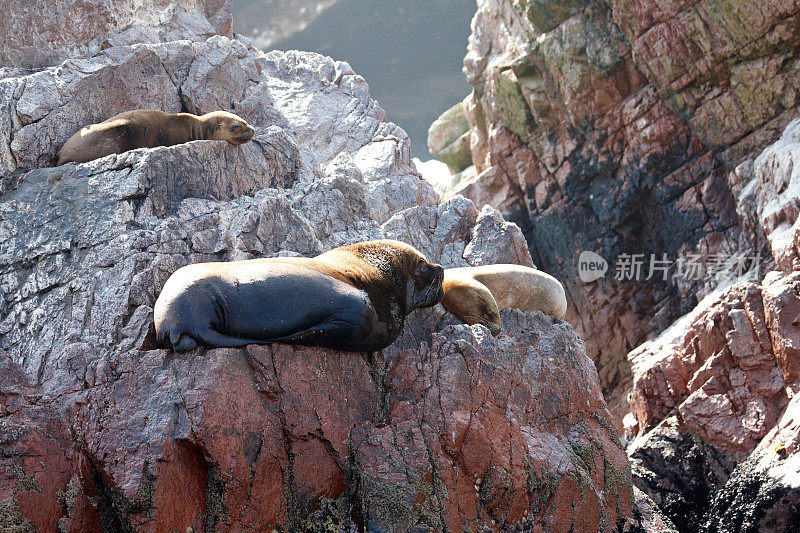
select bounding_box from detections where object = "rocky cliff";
[0,4,636,532]
[432,0,800,421]
[429,0,800,529]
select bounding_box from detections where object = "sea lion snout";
[441,271,502,335]
[409,261,445,310]
[233,125,255,144]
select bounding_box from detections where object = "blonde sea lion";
[56,109,255,165]
[153,240,445,353]
[441,275,501,335]
[442,265,567,331]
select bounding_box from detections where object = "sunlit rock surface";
[0,5,635,530]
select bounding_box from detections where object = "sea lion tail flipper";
[169,327,183,347]
[194,328,262,349]
[166,326,198,352]
[174,335,198,352]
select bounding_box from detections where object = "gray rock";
[0,1,232,69]
[0,37,536,387]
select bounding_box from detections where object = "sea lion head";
[342,240,444,314]
[202,111,256,145]
[406,256,445,311]
[441,275,501,335]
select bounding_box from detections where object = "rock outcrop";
[35,310,630,531]
[0,6,635,531]
[430,0,800,530]
[0,350,100,531]
[433,0,800,422]
[625,121,800,529]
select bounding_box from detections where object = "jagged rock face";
[625,120,800,530]
[444,0,800,528]
[0,20,633,532]
[627,276,795,458]
[444,0,800,421]
[607,0,800,158]
[699,409,800,532]
[0,1,232,70]
[628,416,735,532]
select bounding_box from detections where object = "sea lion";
[56,109,255,165]
[441,275,501,335]
[442,265,568,330]
[153,240,444,353]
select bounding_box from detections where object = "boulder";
[427,100,473,174]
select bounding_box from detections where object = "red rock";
[628,278,793,458]
[441,0,800,434]
[0,351,100,532]
[38,310,633,531]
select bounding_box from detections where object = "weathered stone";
[700,396,800,532]
[0,22,637,529]
[750,119,800,271]
[628,416,735,531]
[0,1,232,69]
[631,487,679,533]
[39,310,631,531]
[628,279,792,458]
[0,351,99,532]
[443,0,800,432]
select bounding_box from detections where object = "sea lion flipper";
[178,329,264,352]
[267,320,353,346]
[173,335,198,352]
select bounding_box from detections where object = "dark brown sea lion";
[442,265,568,333]
[153,240,445,352]
[56,109,255,165]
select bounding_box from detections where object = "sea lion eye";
[230,124,242,132]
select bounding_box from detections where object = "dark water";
[234,0,476,159]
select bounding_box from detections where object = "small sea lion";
[442,265,567,329]
[153,240,444,353]
[56,109,255,165]
[441,275,501,335]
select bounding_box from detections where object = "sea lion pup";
[443,265,568,327]
[154,240,445,353]
[441,276,501,335]
[56,109,255,165]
